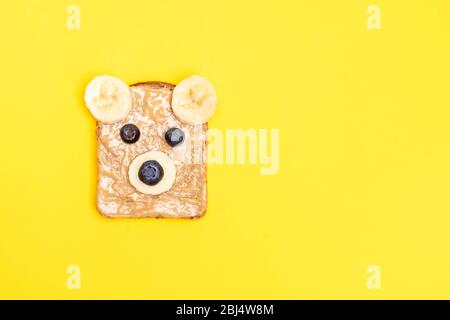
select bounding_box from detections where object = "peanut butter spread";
[96,82,207,218]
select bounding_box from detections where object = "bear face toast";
[84,75,217,218]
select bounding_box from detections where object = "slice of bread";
[96,82,207,218]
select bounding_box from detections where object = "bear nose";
[138,160,164,186]
[128,151,176,195]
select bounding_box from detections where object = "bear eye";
[165,127,184,147]
[120,124,140,144]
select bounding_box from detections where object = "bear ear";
[171,75,217,125]
[84,75,132,124]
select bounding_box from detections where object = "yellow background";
[0,0,449,299]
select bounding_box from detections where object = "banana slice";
[171,75,217,125]
[84,75,132,124]
[128,151,176,195]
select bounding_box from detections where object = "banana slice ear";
[84,75,132,124]
[171,75,217,125]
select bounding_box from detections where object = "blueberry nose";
[138,160,164,186]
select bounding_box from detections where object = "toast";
[84,76,217,218]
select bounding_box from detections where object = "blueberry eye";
[165,127,185,147]
[120,124,140,144]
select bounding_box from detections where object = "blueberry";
[120,124,140,144]
[165,127,184,147]
[138,160,164,186]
